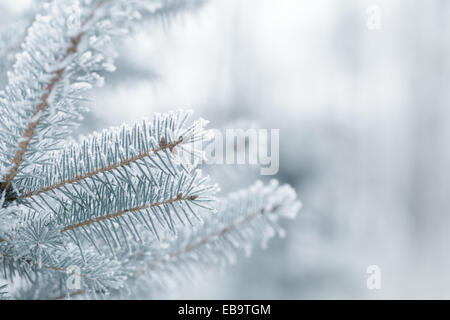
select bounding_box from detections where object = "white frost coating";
[0,0,150,183]
[43,54,75,74]
[70,82,93,91]
[129,180,300,294]
[0,0,301,301]
[103,62,117,72]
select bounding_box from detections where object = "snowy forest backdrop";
[1,0,449,299]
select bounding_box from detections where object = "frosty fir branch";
[0,0,301,300]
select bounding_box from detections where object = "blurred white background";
[1,0,450,299]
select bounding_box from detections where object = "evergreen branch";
[45,181,298,300]
[0,1,109,194]
[61,192,198,233]
[122,180,301,298]
[162,206,266,262]
[1,231,128,297]
[20,137,183,199]
[0,0,177,197]
[55,168,216,255]
[0,213,68,277]
[1,246,123,290]
[17,110,209,200]
[1,251,66,273]
[0,0,303,301]
[1,111,214,266]
[12,256,127,300]
[2,40,79,194]
[145,206,266,272]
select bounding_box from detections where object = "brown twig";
[1,189,198,295]
[54,290,84,300]
[61,192,197,233]
[144,206,271,271]
[170,210,263,260]
[55,205,269,300]
[20,138,183,199]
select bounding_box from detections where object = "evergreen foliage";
[0,0,301,299]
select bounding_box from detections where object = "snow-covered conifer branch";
[17,110,210,200]
[0,211,130,297]
[0,0,204,198]
[120,180,301,297]
[47,181,300,299]
[0,0,110,195]
[1,110,215,263]
[57,169,217,255]
[0,0,302,300]
[6,247,130,300]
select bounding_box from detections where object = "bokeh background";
[1,0,449,299]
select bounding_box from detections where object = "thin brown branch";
[0,0,109,195]
[3,44,22,55]
[54,205,272,300]
[53,207,260,300]
[1,193,198,291]
[20,137,183,199]
[144,206,273,272]
[170,210,263,259]
[54,290,84,300]
[61,192,197,233]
